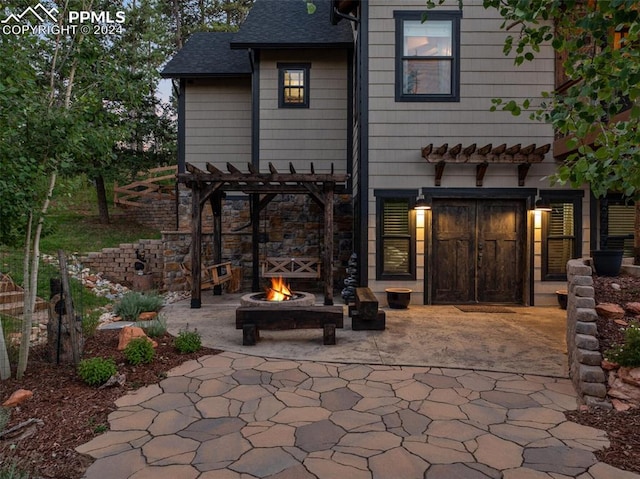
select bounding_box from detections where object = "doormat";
[455,305,515,313]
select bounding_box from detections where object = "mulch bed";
[0,330,220,479]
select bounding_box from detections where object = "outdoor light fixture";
[414,189,432,210]
[534,197,552,212]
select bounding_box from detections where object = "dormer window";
[278,63,310,108]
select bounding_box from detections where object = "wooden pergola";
[178,162,349,308]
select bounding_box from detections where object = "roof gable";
[161,32,252,78]
[231,0,353,49]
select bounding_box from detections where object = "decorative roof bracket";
[421,143,550,187]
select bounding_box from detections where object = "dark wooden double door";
[432,199,525,304]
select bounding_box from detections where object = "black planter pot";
[385,288,412,309]
[591,250,624,277]
[556,290,568,310]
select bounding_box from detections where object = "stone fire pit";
[239,291,316,308]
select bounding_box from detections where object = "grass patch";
[39,213,161,254]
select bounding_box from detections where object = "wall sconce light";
[414,189,432,210]
[534,197,552,212]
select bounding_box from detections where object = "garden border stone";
[566,258,611,409]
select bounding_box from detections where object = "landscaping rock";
[611,399,631,412]
[3,389,33,407]
[595,303,625,320]
[607,371,640,405]
[601,359,619,371]
[619,367,640,388]
[625,302,640,315]
[138,311,158,321]
[117,326,158,351]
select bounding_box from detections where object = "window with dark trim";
[376,193,416,280]
[278,63,310,108]
[541,191,583,281]
[394,10,461,102]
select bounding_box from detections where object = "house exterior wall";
[364,0,589,305]
[184,77,252,170]
[259,49,349,174]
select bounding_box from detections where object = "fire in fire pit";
[239,277,316,308]
[265,276,293,301]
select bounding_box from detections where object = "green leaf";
[595,147,609,160]
[306,1,317,14]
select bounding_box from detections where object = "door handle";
[478,242,483,269]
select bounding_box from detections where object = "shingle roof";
[231,0,354,49]
[161,32,252,78]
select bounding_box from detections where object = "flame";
[265,276,293,301]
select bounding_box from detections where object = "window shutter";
[383,200,409,236]
[382,199,411,275]
[607,204,634,255]
[544,202,576,278]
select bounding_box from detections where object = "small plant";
[82,310,102,338]
[114,291,164,321]
[124,337,155,365]
[143,314,167,338]
[77,357,117,387]
[0,407,10,434]
[88,417,108,434]
[174,328,202,354]
[0,461,31,479]
[606,321,640,367]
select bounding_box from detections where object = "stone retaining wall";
[81,239,164,289]
[566,258,610,408]
[162,231,217,292]
[115,198,177,232]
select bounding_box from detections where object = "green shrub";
[82,310,102,338]
[143,314,167,338]
[77,357,117,386]
[606,322,640,367]
[114,291,164,321]
[124,337,155,365]
[175,328,202,354]
[137,291,164,312]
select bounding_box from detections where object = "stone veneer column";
[566,259,610,408]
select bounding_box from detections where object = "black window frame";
[375,190,417,281]
[394,10,462,102]
[278,62,310,108]
[540,190,583,281]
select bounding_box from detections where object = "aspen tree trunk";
[17,173,57,379]
[635,203,640,265]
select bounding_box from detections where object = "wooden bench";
[261,257,321,279]
[236,306,344,345]
[180,261,233,291]
[350,287,386,330]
